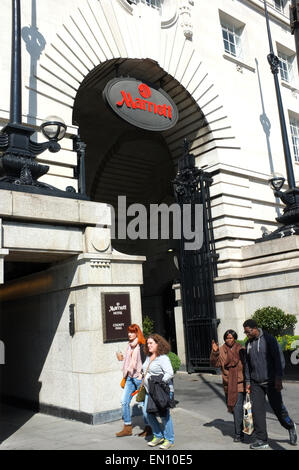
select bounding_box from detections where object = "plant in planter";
[142,315,155,338]
[167,351,181,374]
[276,335,299,376]
[277,335,299,351]
[252,306,297,337]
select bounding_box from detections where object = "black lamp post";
[0,0,69,192]
[258,0,299,240]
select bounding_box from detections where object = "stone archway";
[73,58,190,342]
[33,0,238,169]
[72,58,206,200]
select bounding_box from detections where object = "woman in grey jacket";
[141,334,174,450]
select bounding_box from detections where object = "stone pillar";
[0,246,145,423]
[0,191,148,422]
[173,283,187,370]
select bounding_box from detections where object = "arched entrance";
[73,58,206,347]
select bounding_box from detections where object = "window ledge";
[222,53,256,73]
[281,80,299,94]
[246,0,291,27]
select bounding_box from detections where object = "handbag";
[243,392,254,435]
[135,385,146,402]
[131,361,150,402]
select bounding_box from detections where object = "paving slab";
[0,372,298,451]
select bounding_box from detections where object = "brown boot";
[115,424,133,437]
[138,426,152,437]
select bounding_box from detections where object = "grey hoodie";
[245,329,285,385]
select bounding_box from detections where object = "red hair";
[128,324,145,345]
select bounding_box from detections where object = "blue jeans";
[121,376,143,424]
[226,392,245,438]
[143,392,175,443]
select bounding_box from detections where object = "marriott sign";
[103,77,179,131]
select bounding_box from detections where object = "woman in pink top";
[116,324,146,437]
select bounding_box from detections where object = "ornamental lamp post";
[0,0,68,192]
[258,0,299,241]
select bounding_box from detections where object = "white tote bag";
[243,392,254,435]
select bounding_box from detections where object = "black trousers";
[251,382,294,442]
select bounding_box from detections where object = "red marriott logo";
[116,83,173,120]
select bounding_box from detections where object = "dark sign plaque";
[102,292,131,342]
[103,77,179,131]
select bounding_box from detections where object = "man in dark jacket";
[243,319,297,449]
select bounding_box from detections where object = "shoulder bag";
[131,361,151,402]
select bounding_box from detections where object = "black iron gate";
[173,141,219,373]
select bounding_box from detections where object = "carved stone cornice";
[90,259,111,268]
[179,0,194,40]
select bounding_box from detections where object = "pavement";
[0,372,298,452]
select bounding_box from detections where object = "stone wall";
[0,252,145,422]
[173,235,299,370]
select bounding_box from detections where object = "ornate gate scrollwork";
[173,140,219,373]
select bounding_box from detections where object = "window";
[274,0,283,12]
[278,51,294,83]
[271,0,289,14]
[290,118,299,162]
[126,0,162,9]
[221,23,243,58]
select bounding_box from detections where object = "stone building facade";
[0,0,298,422]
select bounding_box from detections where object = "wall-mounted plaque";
[103,77,179,131]
[102,292,131,342]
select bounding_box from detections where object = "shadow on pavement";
[203,420,291,450]
[267,438,291,450]
[198,374,227,405]
[0,403,36,445]
[203,418,235,439]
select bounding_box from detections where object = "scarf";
[223,342,242,413]
[123,338,142,378]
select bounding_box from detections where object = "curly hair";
[144,334,171,356]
